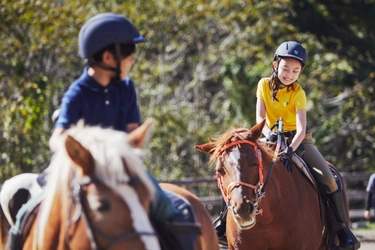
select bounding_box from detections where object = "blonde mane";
[38,123,156,247]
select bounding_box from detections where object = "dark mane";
[208,127,273,163]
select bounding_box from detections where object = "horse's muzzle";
[229,197,257,229]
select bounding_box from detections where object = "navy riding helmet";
[273,41,307,67]
[78,13,147,59]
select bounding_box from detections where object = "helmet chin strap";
[113,43,122,82]
[88,44,122,82]
[95,63,117,73]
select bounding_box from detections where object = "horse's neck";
[42,191,67,249]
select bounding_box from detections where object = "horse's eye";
[97,199,111,212]
[217,168,225,176]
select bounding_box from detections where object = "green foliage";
[1,0,375,183]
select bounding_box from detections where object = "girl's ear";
[272,61,278,71]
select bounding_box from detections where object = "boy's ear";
[101,50,114,63]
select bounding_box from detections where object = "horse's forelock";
[66,125,156,198]
[37,125,156,248]
[209,127,252,162]
[208,127,276,165]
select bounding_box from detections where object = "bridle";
[216,139,271,216]
[66,173,156,250]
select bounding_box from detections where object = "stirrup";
[338,224,360,250]
[218,233,228,246]
[213,213,228,246]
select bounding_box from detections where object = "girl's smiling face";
[274,57,303,87]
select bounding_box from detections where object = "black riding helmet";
[78,13,147,80]
[273,41,307,68]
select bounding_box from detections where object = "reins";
[261,118,283,194]
[67,169,156,250]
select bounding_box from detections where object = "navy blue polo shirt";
[55,67,140,131]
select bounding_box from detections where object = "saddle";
[8,177,201,250]
[265,132,318,190]
[9,191,44,250]
[268,133,360,250]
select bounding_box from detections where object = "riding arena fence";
[162,172,373,222]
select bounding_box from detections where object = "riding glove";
[279,146,293,172]
[267,131,279,143]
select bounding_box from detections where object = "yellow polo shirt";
[256,77,307,131]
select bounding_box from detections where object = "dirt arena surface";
[218,230,375,250]
[354,230,375,250]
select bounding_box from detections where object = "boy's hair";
[89,44,136,65]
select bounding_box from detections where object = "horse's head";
[195,119,266,229]
[37,119,160,250]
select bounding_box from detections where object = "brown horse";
[0,120,218,250]
[160,183,219,250]
[195,119,351,250]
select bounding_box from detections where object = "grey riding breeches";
[301,132,338,194]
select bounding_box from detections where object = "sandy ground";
[218,230,375,250]
[354,230,375,250]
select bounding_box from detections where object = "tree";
[1,0,374,183]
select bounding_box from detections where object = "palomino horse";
[0,120,218,250]
[195,119,351,250]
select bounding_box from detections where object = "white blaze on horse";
[195,120,358,250]
[0,119,218,250]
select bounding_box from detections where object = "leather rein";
[67,173,156,250]
[216,139,274,216]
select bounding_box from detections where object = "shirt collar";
[79,67,118,91]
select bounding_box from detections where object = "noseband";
[67,174,156,250]
[216,140,266,215]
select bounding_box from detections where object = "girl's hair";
[269,56,296,102]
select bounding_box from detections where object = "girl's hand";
[267,131,279,142]
[279,146,293,172]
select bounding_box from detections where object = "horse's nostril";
[248,203,254,214]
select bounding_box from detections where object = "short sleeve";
[55,85,82,129]
[293,89,307,110]
[366,174,375,193]
[256,78,268,100]
[124,78,140,125]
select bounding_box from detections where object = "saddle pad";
[10,190,44,250]
[292,154,318,192]
[163,190,201,235]
[164,190,196,224]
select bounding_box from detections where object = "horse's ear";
[128,118,153,149]
[194,143,215,155]
[249,119,266,140]
[65,135,94,176]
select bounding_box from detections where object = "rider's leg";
[147,173,195,250]
[303,143,358,250]
[328,189,357,250]
[147,173,177,221]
